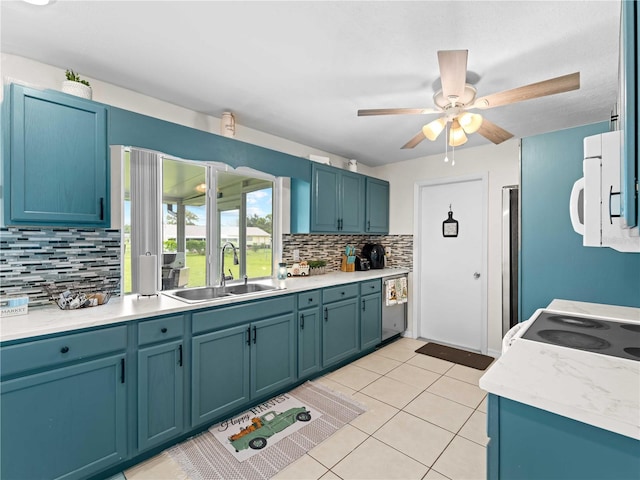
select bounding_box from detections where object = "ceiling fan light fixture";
[422,118,446,141]
[449,119,468,147]
[458,112,483,134]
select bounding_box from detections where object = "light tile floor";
[125,337,491,480]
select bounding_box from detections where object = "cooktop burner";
[521,311,640,361]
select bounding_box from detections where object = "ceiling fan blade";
[358,107,440,116]
[476,118,514,144]
[438,50,468,101]
[474,72,580,109]
[401,131,426,149]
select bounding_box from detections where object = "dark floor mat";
[415,342,494,370]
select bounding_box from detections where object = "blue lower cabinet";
[251,313,296,398]
[191,307,296,428]
[298,306,321,379]
[191,324,251,428]
[137,340,184,451]
[487,394,640,479]
[322,297,360,367]
[0,354,127,480]
[360,292,382,351]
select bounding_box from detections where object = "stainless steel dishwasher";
[382,273,408,341]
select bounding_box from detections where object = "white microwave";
[569,131,640,253]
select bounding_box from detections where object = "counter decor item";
[286,261,310,277]
[44,278,119,310]
[0,296,29,317]
[277,262,288,280]
[307,260,327,275]
[62,70,92,99]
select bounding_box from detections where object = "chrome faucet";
[220,241,239,287]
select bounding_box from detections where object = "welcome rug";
[167,381,366,480]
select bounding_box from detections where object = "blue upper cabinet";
[4,84,109,227]
[365,177,390,234]
[620,0,638,228]
[309,164,364,233]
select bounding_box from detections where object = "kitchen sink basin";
[163,283,280,303]
[222,283,277,295]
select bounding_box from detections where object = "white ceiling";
[1,1,621,167]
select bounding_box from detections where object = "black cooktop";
[521,311,640,361]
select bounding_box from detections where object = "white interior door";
[416,175,487,353]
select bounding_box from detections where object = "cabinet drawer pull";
[60,346,69,354]
[300,313,305,329]
[324,307,328,321]
[308,297,313,303]
[341,291,345,296]
[161,327,168,333]
[253,325,257,344]
[178,344,183,367]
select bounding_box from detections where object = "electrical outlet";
[293,249,300,261]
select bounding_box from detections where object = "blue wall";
[520,122,640,320]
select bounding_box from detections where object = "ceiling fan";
[358,50,580,149]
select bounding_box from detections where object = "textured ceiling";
[1,1,621,167]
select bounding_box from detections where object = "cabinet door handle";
[367,220,371,231]
[60,346,69,354]
[253,325,257,344]
[324,307,328,321]
[178,345,183,367]
[246,327,251,346]
[161,327,168,333]
[300,313,305,330]
[120,358,125,384]
[362,299,366,311]
[99,197,104,221]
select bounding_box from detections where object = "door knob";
[473,272,481,279]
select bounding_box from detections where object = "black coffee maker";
[361,243,385,269]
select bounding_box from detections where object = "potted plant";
[307,260,327,275]
[62,69,92,99]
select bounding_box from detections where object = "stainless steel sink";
[222,283,277,295]
[163,283,279,303]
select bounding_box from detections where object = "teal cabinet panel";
[310,164,365,233]
[311,164,341,232]
[366,178,390,233]
[621,0,638,227]
[5,84,109,226]
[297,306,321,379]
[322,297,359,367]
[339,170,365,233]
[191,324,251,427]
[487,394,640,480]
[138,340,184,452]
[360,292,382,351]
[0,354,127,480]
[251,313,296,399]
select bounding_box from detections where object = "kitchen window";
[122,148,277,294]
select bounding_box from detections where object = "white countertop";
[0,268,408,343]
[479,299,640,440]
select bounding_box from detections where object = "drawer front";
[138,314,185,346]
[360,279,381,295]
[323,283,359,304]
[297,290,320,309]
[192,295,295,335]
[1,325,127,378]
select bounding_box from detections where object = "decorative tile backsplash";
[281,234,413,271]
[0,228,410,308]
[0,227,121,307]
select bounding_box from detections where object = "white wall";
[1,53,350,167]
[371,140,520,355]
